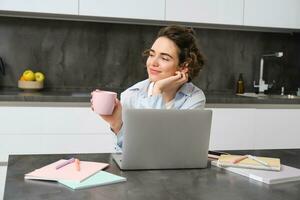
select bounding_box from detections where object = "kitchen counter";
[1,89,300,105]
[4,150,300,200]
[0,90,92,102]
[206,93,300,104]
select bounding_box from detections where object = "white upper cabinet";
[79,0,165,21]
[0,0,299,30]
[244,0,300,29]
[166,0,244,25]
[0,0,78,15]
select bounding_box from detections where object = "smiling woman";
[145,37,180,81]
[91,25,206,149]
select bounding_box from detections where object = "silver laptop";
[113,109,212,170]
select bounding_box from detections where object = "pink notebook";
[25,159,109,183]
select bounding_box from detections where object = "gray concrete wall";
[0,16,299,93]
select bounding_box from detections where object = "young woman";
[92,25,206,148]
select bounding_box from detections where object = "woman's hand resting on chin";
[152,71,188,102]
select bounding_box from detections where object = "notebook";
[113,109,212,170]
[25,159,109,182]
[212,160,300,184]
[59,171,126,190]
[217,155,281,171]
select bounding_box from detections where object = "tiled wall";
[0,16,299,93]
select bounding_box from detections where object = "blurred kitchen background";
[0,16,299,94]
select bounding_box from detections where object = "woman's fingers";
[182,72,188,81]
[91,89,101,96]
[169,71,183,82]
[175,71,182,78]
[90,97,94,110]
[91,102,94,111]
[175,72,188,84]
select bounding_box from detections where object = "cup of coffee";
[92,90,117,115]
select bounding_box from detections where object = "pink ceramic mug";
[92,90,117,115]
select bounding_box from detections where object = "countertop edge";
[1,101,300,109]
[0,101,90,107]
[206,103,300,109]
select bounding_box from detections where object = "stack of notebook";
[25,159,126,190]
[212,154,300,184]
[217,154,281,171]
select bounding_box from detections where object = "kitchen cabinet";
[208,107,300,150]
[79,0,165,21]
[0,165,6,199]
[166,0,244,26]
[0,106,116,162]
[2,104,300,161]
[0,0,299,31]
[209,108,255,150]
[254,109,300,149]
[0,0,78,15]
[244,0,300,29]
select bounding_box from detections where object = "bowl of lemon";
[18,70,45,91]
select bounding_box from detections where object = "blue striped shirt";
[116,79,206,149]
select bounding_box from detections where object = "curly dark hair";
[155,25,205,81]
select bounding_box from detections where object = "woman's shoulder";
[121,79,149,96]
[189,82,202,91]
[175,82,206,109]
[120,79,150,107]
[181,82,205,97]
[127,79,149,91]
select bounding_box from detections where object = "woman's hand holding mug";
[91,90,123,133]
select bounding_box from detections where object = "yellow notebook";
[217,155,281,171]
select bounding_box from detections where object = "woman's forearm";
[110,120,123,134]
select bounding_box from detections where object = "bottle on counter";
[236,73,245,94]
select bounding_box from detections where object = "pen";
[75,158,80,171]
[56,158,75,170]
[232,155,248,164]
[247,155,270,167]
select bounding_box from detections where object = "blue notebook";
[58,171,126,190]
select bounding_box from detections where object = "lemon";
[23,70,35,81]
[35,72,45,82]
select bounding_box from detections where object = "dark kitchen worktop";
[0,88,300,105]
[4,150,300,200]
[0,89,92,102]
[206,92,300,104]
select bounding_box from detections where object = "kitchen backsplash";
[0,16,299,93]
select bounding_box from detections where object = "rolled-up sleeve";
[115,126,124,150]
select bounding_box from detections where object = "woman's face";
[146,36,180,82]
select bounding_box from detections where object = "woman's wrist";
[152,82,163,95]
[110,121,123,134]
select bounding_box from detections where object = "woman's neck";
[163,91,177,103]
